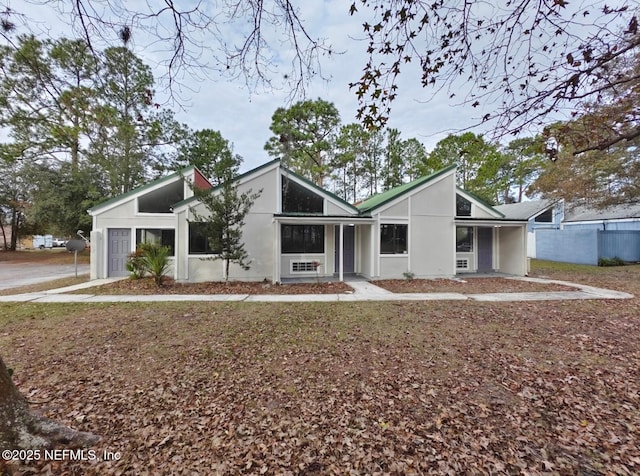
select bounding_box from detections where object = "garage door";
[108,229,131,277]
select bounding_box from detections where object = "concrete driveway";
[0,262,90,291]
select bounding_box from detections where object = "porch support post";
[273,220,280,284]
[339,223,344,282]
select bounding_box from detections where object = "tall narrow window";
[456,226,473,252]
[380,224,408,254]
[282,176,324,213]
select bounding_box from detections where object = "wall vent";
[291,261,319,273]
[456,259,469,270]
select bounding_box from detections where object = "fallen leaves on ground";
[374,277,576,294]
[0,264,638,475]
[83,278,354,295]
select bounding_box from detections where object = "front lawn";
[0,263,638,474]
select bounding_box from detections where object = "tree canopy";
[2,1,636,153]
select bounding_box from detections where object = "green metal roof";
[357,165,456,213]
[88,166,195,214]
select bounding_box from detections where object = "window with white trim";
[456,226,473,252]
[380,224,408,254]
[136,229,175,256]
[281,225,324,253]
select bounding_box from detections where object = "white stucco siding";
[358,225,373,278]
[379,256,409,278]
[411,173,455,216]
[407,172,456,277]
[473,206,497,219]
[93,199,136,227]
[188,258,225,282]
[94,198,176,231]
[379,200,408,218]
[175,209,189,281]
[498,227,527,275]
[326,201,357,216]
[238,213,275,280]
[238,167,278,213]
[410,216,455,277]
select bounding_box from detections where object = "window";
[188,223,221,254]
[380,224,408,254]
[282,176,324,214]
[456,226,473,252]
[281,225,324,253]
[138,180,184,213]
[136,229,175,256]
[456,195,472,216]
[535,209,553,223]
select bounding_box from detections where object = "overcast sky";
[15,1,515,172]
[145,0,489,172]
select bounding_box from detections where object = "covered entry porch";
[454,219,528,275]
[272,215,374,283]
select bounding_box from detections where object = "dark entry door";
[477,227,493,271]
[334,225,355,273]
[108,228,131,277]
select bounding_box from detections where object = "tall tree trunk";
[0,355,100,450]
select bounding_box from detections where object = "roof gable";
[357,165,456,213]
[174,159,361,215]
[280,165,360,215]
[88,166,206,215]
[455,188,504,218]
[172,159,281,210]
[494,199,560,221]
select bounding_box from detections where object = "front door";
[108,228,131,277]
[334,225,355,273]
[477,227,493,271]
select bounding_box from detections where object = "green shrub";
[598,256,625,267]
[402,271,415,280]
[139,242,171,286]
[126,249,147,279]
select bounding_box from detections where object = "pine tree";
[190,175,261,281]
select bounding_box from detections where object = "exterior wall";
[90,230,102,280]
[536,229,599,265]
[536,228,640,264]
[472,206,495,219]
[409,173,456,278]
[598,231,640,262]
[373,172,456,279]
[498,227,526,275]
[411,216,454,277]
[326,201,355,215]
[359,225,373,278]
[183,165,279,282]
[92,197,178,279]
[564,219,640,231]
[379,200,408,218]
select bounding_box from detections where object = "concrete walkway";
[0,276,633,303]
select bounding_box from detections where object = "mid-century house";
[88,159,529,282]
